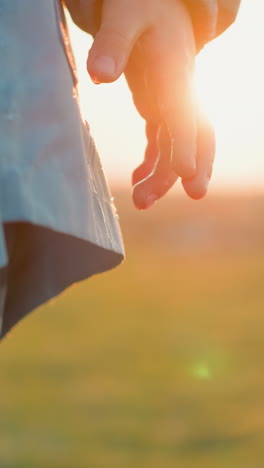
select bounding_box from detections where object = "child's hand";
[87,0,215,209]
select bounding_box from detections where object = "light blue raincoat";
[0,0,124,339]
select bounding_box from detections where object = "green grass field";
[1,191,264,468]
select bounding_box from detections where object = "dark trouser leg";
[0,266,8,334]
[0,223,16,338]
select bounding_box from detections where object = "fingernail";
[90,56,116,83]
[145,194,158,209]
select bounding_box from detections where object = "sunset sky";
[68,1,264,191]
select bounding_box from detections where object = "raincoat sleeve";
[64,0,241,51]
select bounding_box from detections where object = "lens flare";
[191,362,212,380]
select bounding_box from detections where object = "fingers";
[131,2,197,210]
[143,1,197,179]
[182,112,215,199]
[132,110,215,210]
[132,122,159,186]
[158,74,197,179]
[125,45,154,122]
[133,124,178,210]
[87,0,146,83]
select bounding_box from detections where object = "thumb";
[87,0,145,84]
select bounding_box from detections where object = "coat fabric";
[0,0,124,340]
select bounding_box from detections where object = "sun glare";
[194,2,264,189]
[195,26,264,140]
[68,2,264,188]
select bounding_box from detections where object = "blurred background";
[1,1,264,467]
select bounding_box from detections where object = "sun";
[194,5,264,140]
